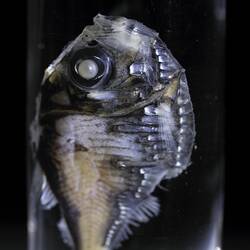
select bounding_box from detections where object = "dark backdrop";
[27,1,225,250]
[1,0,249,250]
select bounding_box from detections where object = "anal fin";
[109,195,160,249]
[57,217,74,248]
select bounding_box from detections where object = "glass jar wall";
[27,1,225,249]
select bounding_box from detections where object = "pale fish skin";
[31,14,195,250]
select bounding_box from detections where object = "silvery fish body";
[31,14,195,250]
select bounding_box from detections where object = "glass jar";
[27,1,225,249]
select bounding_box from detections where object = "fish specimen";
[31,14,195,250]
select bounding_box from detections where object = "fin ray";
[40,175,58,210]
[111,195,160,249]
[57,217,74,248]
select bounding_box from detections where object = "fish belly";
[54,149,125,250]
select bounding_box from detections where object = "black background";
[27,0,225,249]
[0,0,249,250]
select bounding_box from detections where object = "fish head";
[39,14,182,120]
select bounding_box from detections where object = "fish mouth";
[40,86,167,122]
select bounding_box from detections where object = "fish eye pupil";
[69,47,112,90]
[76,59,98,80]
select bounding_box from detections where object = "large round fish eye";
[69,46,112,90]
